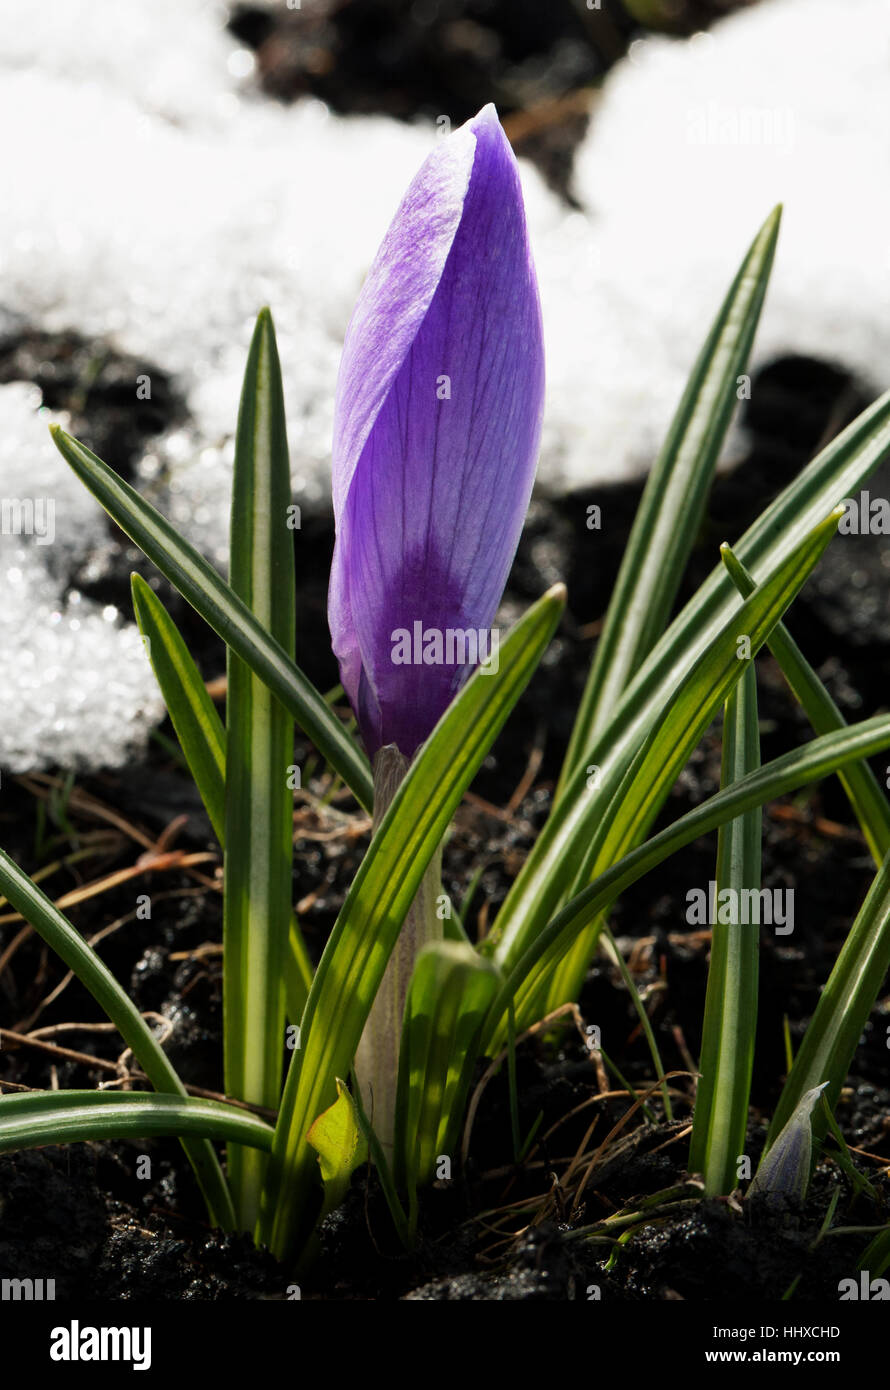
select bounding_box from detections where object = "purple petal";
[329,105,544,757]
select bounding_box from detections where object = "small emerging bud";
[748,1082,828,1204]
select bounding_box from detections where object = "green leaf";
[688,660,761,1194]
[600,924,673,1119]
[585,385,890,789]
[721,544,890,865]
[559,206,781,794]
[484,713,890,1051]
[490,385,890,992]
[284,916,314,1023]
[818,1093,877,1202]
[0,850,235,1229]
[0,1089,274,1155]
[257,584,566,1261]
[393,941,500,1228]
[130,572,226,841]
[767,849,890,1145]
[223,309,298,1230]
[306,1078,368,1220]
[857,1227,890,1278]
[50,423,373,811]
[131,570,312,1027]
[504,508,841,1022]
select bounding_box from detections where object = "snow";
[0,384,164,771]
[556,0,890,487]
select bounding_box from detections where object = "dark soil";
[227,0,752,200]
[2,0,889,1303]
[0,327,188,480]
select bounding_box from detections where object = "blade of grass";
[721,546,890,864]
[490,389,890,984]
[50,424,372,811]
[577,387,890,788]
[559,206,781,794]
[257,584,566,1261]
[483,713,890,1052]
[857,1227,890,1277]
[601,925,673,1119]
[533,510,841,1019]
[505,1000,521,1160]
[131,572,226,841]
[0,850,235,1228]
[812,1186,842,1248]
[223,308,296,1231]
[131,570,312,1024]
[0,1089,273,1155]
[766,848,890,1145]
[688,660,761,1193]
[284,917,314,1020]
[819,1094,877,1202]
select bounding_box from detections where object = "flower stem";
[354,744,443,1156]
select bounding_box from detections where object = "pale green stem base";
[354,744,443,1157]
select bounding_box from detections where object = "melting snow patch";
[557,0,890,486]
[0,383,164,771]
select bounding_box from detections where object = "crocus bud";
[748,1082,828,1205]
[328,104,544,758]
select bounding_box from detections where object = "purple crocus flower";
[328,104,545,759]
